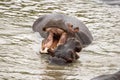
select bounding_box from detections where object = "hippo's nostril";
[68,50,75,59]
[66,58,73,63]
[75,46,82,52]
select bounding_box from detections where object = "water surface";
[0,0,120,80]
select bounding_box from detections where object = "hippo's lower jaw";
[40,27,67,54]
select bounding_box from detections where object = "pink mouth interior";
[41,27,67,52]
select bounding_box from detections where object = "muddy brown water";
[0,0,120,80]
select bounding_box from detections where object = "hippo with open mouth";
[32,13,93,64]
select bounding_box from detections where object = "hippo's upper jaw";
[32,13,93,64]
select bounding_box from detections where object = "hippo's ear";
[47,49,55,57]
[74,27,79,32]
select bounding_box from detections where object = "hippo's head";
[32,13,93,65]
[48,38,82,64]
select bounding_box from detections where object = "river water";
[0,0,120,80]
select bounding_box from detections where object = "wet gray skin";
[48,38,82,64]
[91,71,120,80]
[0,0,120,80]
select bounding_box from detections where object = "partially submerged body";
[32,13,93,63]
[91,71,120,80]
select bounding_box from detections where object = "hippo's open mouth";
[40,27,67,53]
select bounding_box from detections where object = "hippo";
[91,71,120,80]
[32,13,93,63]
[101,0,120,6]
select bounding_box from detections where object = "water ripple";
[0,0,120,80]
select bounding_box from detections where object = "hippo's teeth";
[40,48,48,54]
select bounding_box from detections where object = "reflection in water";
[0,0,120,80]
